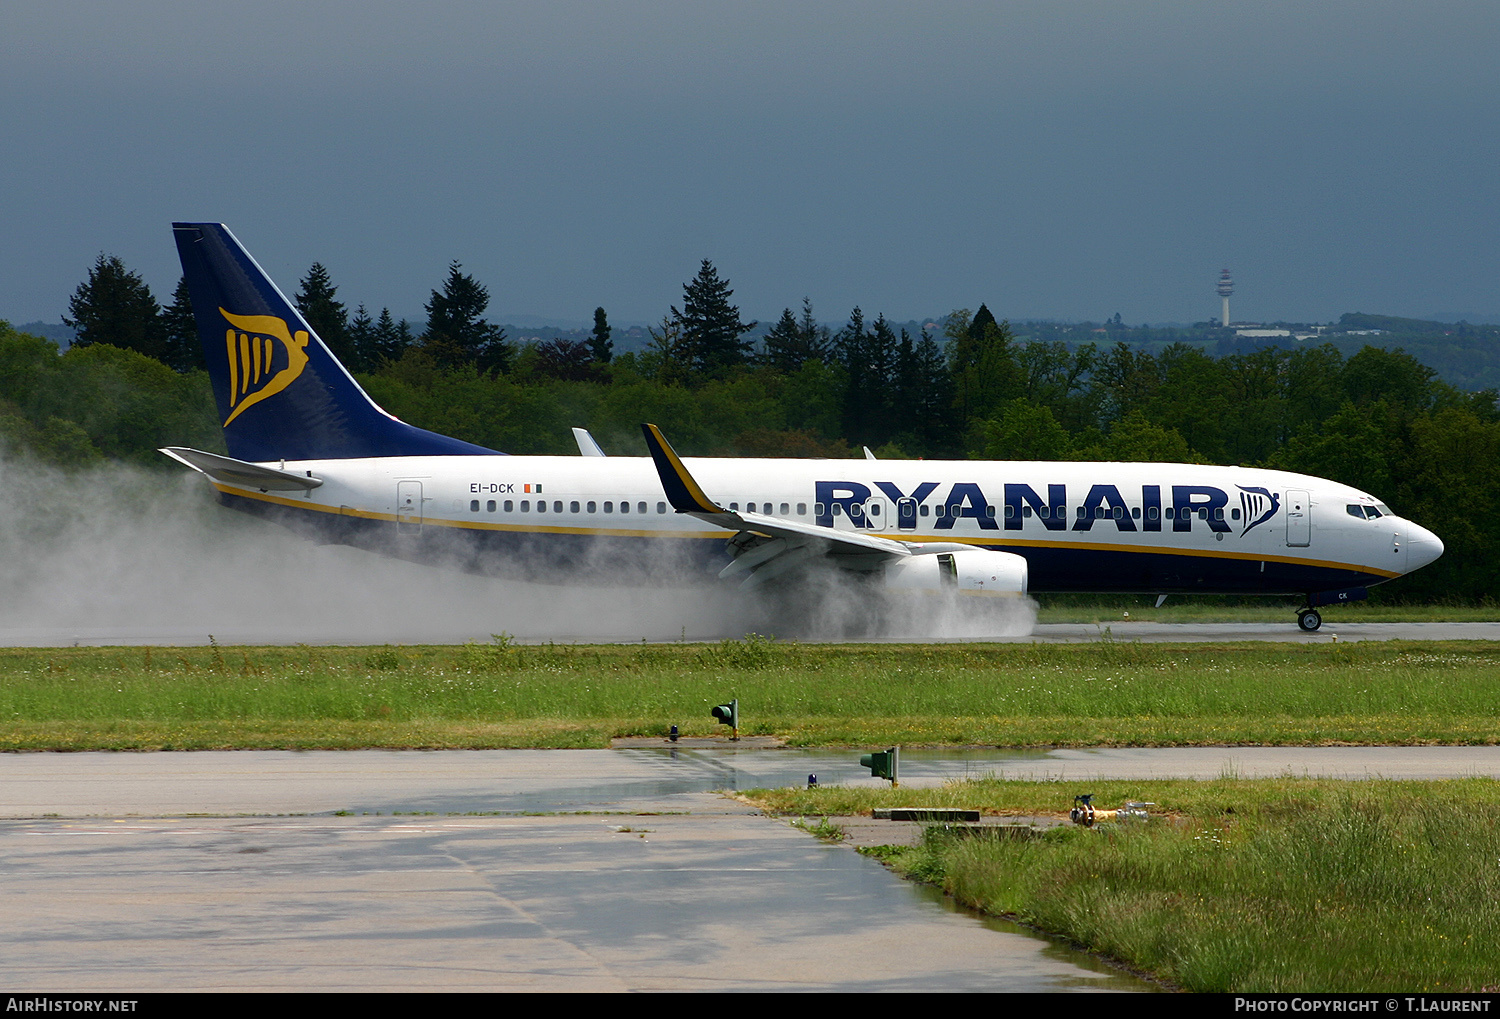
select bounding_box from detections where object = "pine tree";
[837,307,900,444]
[367,309,413,366]
[423,261,511,373]
[295,263,353,366]
[762,307,803,372]
[762,298,830,373]
[948,303,1021,421]
[589,307,613,364]
[911,328,959,454]
[160,276,206,372]
[671,260,755,377]
[347,304,374,373]
[64,254,166,360]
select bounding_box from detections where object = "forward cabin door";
[1286,489,1310,547]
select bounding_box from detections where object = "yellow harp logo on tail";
[219,309,311,426]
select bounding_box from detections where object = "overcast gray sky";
[3,1,1498,328]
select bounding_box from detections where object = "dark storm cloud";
[3,1,1497,327]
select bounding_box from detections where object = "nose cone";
[1405,521,1445,573]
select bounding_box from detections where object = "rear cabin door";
[397,481,423,534]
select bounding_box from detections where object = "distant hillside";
[15,321,75,346]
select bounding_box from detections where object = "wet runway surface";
[4,620,1499,646]
[7,745,1500,992]
[0,748,1157,993]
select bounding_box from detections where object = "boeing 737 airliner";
[162,223,1444,633]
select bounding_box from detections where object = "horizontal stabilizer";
[159,447,323,492]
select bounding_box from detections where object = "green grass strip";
[2,638,1499,750]
[749,777,1500,992]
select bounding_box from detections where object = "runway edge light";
[860,746,899,787]
[711,698,739,741]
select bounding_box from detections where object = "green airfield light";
[711,698,739,741]
[860,746,899,787]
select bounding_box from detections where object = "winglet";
[572,427,607,457]
[641,423,725,513]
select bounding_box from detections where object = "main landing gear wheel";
[1297,608,1322,632]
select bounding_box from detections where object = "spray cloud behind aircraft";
[0,454,1036,645]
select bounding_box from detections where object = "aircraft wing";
[641,423,963,589]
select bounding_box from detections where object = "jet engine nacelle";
[883,549,1029,596]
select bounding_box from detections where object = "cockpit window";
[1347,504,1364,519]
[1364,506,1383,519]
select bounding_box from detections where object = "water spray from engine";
[0,455,1035,646]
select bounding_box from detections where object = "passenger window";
[1077,507,1087,520]
[604,501,613,513]
[746,503,755,513]
[656,502,666,513]
[984,505,995,518]
[504,500,513,512]
[470,500,479,512]
[586,501,596,513]
[1164,507,1174,519]
[1005,505,1015,519]
[797,503,807,515]
[831,503,842,516]
[870,504,881,516]
[814,503,824,516]
[1213,508,1223,520]
[570,501,580,513]
[487,500,496,512]
[1022,506,1032,519]
[730,502,739,511]
[1132,506,1141,519]
[537,501,546,513]
[1231,508,1240,520]
[521,500,530,512]
[1113,506,1123,519]
[619,501,629,514]
[1037,506,1049,519]
[920,504,929,517]
[1147,507,1158,520]
[554,501,564,513]
[780,503,789,515]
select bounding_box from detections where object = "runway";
[0,748,1155,993]
[5,745,1499,992]
[2,620,1497,646]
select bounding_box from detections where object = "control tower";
[1217,269,1233,327]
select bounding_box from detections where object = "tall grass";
[861,779,1500,992]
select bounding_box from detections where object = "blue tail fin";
[172,223,500,461]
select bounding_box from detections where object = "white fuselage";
[209,454,1442,596]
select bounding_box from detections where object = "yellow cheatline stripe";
[209,484,1398,578]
